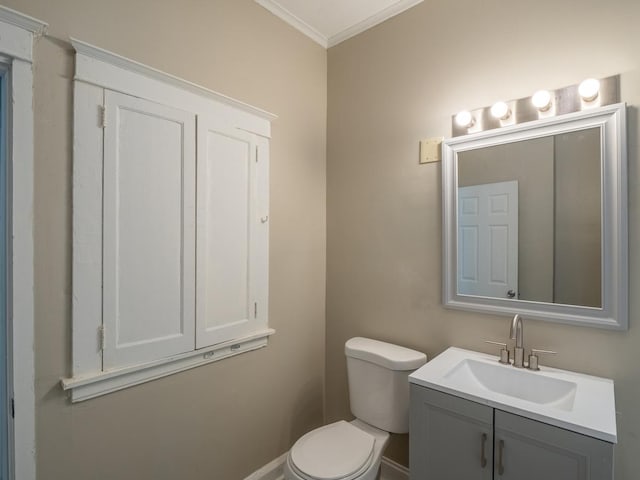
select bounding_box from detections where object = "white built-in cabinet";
[102,91,197,369]
[63,40,275,402]
[196,118,269,349]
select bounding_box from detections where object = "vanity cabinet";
[410,384,493,479]
[410,385,614,480]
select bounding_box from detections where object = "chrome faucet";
[510,314,525,368]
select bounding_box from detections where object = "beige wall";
[6,0,640,478]
[327,1,640,477]
[2,1,327,479]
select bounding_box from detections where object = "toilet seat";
[289,421,376,480]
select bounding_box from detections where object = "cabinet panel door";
[102,91,196,369]
[410,386,493,480]
[494,410,613,480]
[195,117,269,348]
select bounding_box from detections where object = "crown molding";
[71,38,277,121]
[327,0,423,47]
[0,5,46,35]
[255,0,328,48]
[255,0,423,49]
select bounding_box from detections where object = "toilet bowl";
[284,337,426,480]
[284,419,388,480]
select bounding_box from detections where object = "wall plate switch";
[420,137,444,164]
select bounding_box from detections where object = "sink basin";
[444,358,577,411]
[409,347,617,443]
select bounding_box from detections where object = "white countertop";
[409,347,617,443]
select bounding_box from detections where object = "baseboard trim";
[243,452,287,480]
[380,457,410,480]
[244,454,408,480]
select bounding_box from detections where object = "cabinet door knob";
[497,439,505,475]
[480,432,487,468]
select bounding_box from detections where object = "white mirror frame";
[442,103,628,330]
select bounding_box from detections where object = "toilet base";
[284,419,390,480]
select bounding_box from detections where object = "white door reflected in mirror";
[458,181,518,299]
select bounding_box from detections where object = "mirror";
[442,103,628,329]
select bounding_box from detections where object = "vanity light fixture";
[490,101,511,120]
[455,110,474,128]
[450,75,618,137]
[531,90,552,111]
[578,78,600,102]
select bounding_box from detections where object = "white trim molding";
[243,454,408,480]
[71,38,276,125]
[380,457,410,480]
[0,6,47,480]
[0,5,46,62]
[327,0,424,47]
[0,5,46,35]
[244,452,287,480]
[254,0,424,48]
[62,329,275,402]
[254,0,328,48]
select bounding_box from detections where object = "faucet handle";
[484,341,510,365]
[528,348,557,371]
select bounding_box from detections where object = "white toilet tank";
[345,337,427,434]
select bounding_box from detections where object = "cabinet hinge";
[10,397,14,419]
[255,145,259,162]
[254,302,258,318]
[99,325,105,351]
[99,105,107,128]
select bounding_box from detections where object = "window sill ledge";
[61,328,275,402]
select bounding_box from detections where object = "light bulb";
[531,90,552,111]
[578,78,600,102]
[490,101,510,120]
[455,110,474,128]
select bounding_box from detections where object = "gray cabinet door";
[410,386,493,480]
[494,410,613,480]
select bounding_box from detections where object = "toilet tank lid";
[345,337,427,371]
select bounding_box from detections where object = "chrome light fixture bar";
[451,75,619,137]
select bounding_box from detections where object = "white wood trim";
[327,0,424,47]
[61,328,275,402]
[0,5,46,35]
[71,38,276,135]
[9,56,36,480]
[254,0,328,48]
[244,452,287,480]
[72,81,104,376]
[242,454,407,480]
[0,8,46,480]
[0,7,46,63]
[254,0,424,48]
[442,103,628,330]
[380,457,410,480]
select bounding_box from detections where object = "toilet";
[284,337,427,480]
